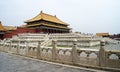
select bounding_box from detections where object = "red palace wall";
[36,28,43,33]
[0,34,4,40]
[5,32,13,38]
[5,27,36,38]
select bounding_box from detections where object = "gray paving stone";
[0,52,102,72]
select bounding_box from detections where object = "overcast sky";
[0,0,120,34]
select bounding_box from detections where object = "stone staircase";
[41,34,52,47]
[41,39,52,47]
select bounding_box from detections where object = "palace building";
[24,11,71,33]
[0,11,71,39]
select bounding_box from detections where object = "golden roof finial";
[40,10,43,14]
[54,15,56,17]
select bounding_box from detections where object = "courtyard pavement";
[0,52,107,72]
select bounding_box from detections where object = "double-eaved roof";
[25,11,68,25]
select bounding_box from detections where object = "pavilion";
[24,11,71,33]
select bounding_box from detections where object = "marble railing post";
[16,40,20,54]
[9,41,12,52]
[37,41,41,59]
[26,41,29,56]
[52,40,57,61]
[72,39,79,65]
[2,41,5,51]
[99,40,106,67]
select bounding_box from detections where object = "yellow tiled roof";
[25,11,68,25]
[96,33,109,36]
[26,23,71,29]
[3,26,17,31]
[0,22,6,31]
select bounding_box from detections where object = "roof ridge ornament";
[40,10,43,19]
[54,15,56,17]
[40,10,43,14]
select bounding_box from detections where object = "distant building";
[96,33,109,37]
[109,34,120,41]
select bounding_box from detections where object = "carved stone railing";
[11,33,102,47]
[0,40,120,70]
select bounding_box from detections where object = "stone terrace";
[0,33,120,71]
